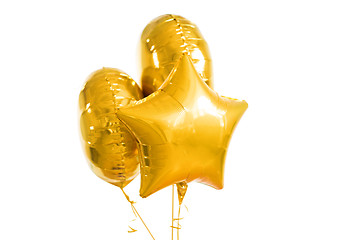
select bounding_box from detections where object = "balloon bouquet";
[79,14,247,240]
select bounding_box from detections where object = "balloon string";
[177,203,182,240]
[171,185,184,240]
[120,188,156,240]
[171,184,174,240]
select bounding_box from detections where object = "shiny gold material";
[79,68,143,188]
[140,14,213,96]
[118,54,247,197]
[176,182,188,205]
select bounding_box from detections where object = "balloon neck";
[176,181,188,205]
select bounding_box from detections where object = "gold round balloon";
[118,54,248,198]
[139,14,213,96]
[79,68,143,188]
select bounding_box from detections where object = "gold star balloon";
[79,68,143,188]
[139,14,213,96]
[117,54,248,198]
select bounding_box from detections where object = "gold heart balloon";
[140,14,213,96]
[118,54,248,198]
[79,68,143,188]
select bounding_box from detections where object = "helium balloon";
[79,68,143,188]
[117,54,247,198]
[139,14,213,96]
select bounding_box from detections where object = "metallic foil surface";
[118,54,247,197]
[140,14,213,96]
[79,68,143,188]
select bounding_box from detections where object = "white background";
[1,0,338,239]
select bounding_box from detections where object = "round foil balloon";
[79,68,143,188]
[118,54,247,197]
[140,14,213,96]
